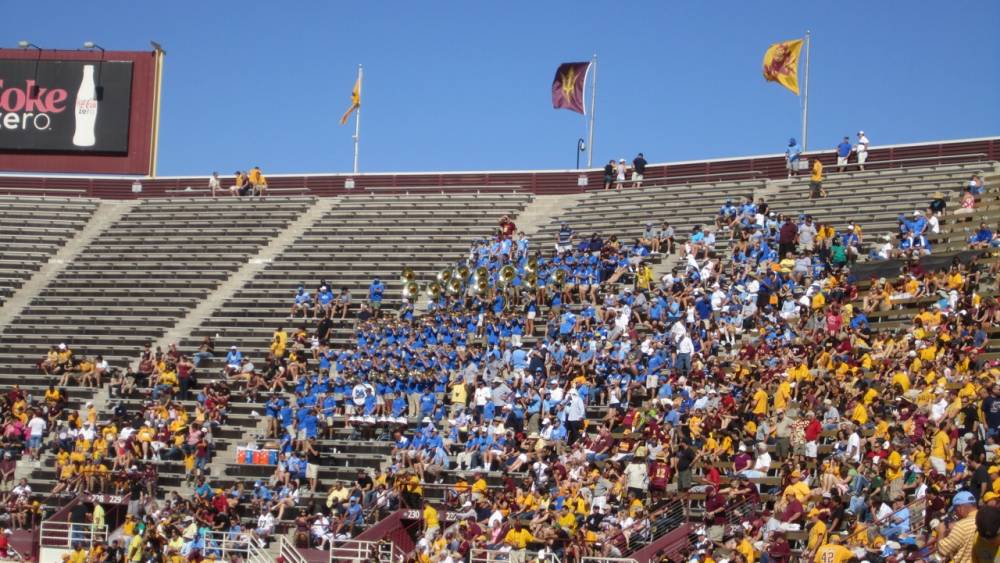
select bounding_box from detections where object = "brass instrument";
[498,265,516,287]
[552,269,567,286]
[425,282,442,299]
[402,281,420,299]
[456,266,470,281]
[524,272,538,286]
[475,277,490,295]
[525,257,538,273]
[447,277,463,296]
[400,267,415,283]
[474,267,489,283]
[436,269,452,284]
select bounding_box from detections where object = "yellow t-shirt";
[931,430,950,459]
[504,528,534,549]
[814,543,854,563]
[752,389,768,415]
[807,519,828,551]
[811,159,823,182]
[423,505,439,529]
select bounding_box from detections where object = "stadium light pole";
[82,41,107,100]
[18,41,42,99]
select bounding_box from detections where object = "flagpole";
[353,64,363,175]
[801,31,811,153]
[586,54,597,168]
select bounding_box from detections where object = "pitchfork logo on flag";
[762,39,804,95]
[551,61,591,114]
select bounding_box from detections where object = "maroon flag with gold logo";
[552,61,591,114]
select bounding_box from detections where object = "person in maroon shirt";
[648,452,672,499]
[498,215,517,240]
[765,530,792,563]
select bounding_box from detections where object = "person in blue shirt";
[314,286,334,319]
[290,286,311,320]
[785,137,801,177]
[368,278,385,311]
[224,346,243,374]
[836,136,852,171]
[970,222,994,248]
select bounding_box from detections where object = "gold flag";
[340,76,361,125]
[762,39,803,95]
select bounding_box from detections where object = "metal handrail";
[197,530,262,560]
[38,520,108,549]
[469,547,558,562]
[328,539,397,563]
[582,558,639,563]
[803,152,988,169]
[278,535,309,563]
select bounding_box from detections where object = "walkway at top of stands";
[0,136,994,198]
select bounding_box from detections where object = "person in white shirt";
[208,172,221,198]
[847,427,862,463]
[855,131,870,170]
[27,414,47,459]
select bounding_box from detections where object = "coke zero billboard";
[0,59,133,153]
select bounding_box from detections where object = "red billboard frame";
[0,48,157,175]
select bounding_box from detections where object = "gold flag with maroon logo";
[762,39,803,95]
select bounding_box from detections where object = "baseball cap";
[952,490,976,507]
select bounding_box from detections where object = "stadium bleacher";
[0,144,998,563]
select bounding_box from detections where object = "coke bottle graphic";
[72,65,98,147]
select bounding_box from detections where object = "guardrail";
[278,536,309,563]
[469,547,558,562]
[196,530,264,561]
[38,521,108,549]
[328,539,398,563]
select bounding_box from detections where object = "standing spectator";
[248,165,268,199]
[603,160,615,190]
[368,278,385,314]
[809,156,825,198]
[631,152,647,188]
[778,216,798,258]
[855,131,870,170]
[556,223,574,253]
[936,491,979,562]
[615,159,627,191]
[208,172,221,198]
[785,138,801,177]
[26,411,46,460]
[836,136,852,172]
[499,215,517,240]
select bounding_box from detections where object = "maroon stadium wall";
[0,137,995,199]
[0,48,156,175]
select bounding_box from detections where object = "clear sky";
[13,0,999,175]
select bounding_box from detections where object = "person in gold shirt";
[503,521,535,563]
[248,165,268,198]
[814,534,854,562]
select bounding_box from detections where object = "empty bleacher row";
[0,196,99,306]
[0,197,312,406]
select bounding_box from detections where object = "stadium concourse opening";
[0,138,997,563]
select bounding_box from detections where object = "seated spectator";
[955,187,977,214]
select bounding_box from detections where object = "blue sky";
[14,1,999,175]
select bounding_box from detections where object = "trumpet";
[400,267,415,283]
[498,265,516,287]
[425,282,443,299]
[402,281,419,299]
[447,277,463,296]
[436,269,452,284]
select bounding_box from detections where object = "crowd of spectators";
[6,167,999,563]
